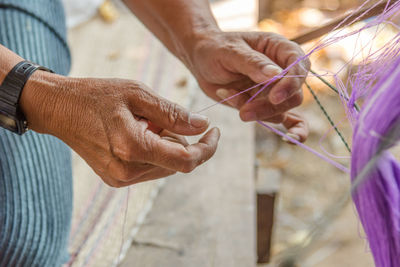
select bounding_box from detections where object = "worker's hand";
[187,31,310,142]
[21,73,220,187]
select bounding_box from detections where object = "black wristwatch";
[0,61,53,135]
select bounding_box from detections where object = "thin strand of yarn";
[257,120,349,173]
[305,81,352,153]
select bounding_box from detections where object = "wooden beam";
[256,167,281,263]
[292,1,396,44]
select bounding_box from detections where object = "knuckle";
[108,120,137,162]
[246,53,265,67]
[226,43,238,52]
[180,155,197,173]
[284,40,303,52]
[131,81,151,94]
[133,80,147,90]
[169,105,181,127]
[164,103,188,128]
[113,146,135,162]
[163,102,183,128]
[287,51,300,62]
[230,45,257,60]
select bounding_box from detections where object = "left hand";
[186,31,310,142]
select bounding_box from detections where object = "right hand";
[20,71,220,187]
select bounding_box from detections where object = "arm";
[122,0,218,68]
[124,0,310,141]
[0,44,220,187]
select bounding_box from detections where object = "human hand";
[20,72,220,187]
[186,31,310,142]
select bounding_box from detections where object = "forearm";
[122,0,220,67]
[0,45,25,82]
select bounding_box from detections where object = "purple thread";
[257,120,350,173]
[349,50,400,267]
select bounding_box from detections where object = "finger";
[239,32,310,104]
[223,44,283,84]
[282,112,309,143]
[106,107,220,171]
[216,88,250,109]
[107,158,157,183]
[122,167,176,186]
[129,85,210,136]
[269,52,310,105]
[144,127,221,173]
[103,110,173,164]
[104,166,176,187]
[239,92,303,121]
[160,129,189,146]
[223,77,257,92]
[265,114,287,124]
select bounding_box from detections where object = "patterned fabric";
[0,1,73,267]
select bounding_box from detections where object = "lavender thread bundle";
[349,53,400,267]
[278,2,400,265]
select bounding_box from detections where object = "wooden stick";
[292,1,396,44]
[255,165,281,264]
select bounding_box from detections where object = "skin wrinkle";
[218,57,242,82]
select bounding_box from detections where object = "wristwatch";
[0,61,53,135]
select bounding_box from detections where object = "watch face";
[0,112,18,132]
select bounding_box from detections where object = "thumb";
[131,90,210,136]
[225,46,283,84]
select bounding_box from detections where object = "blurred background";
[62,0,394,266]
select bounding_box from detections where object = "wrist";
[20,70,71,135]
[175,24,221,68]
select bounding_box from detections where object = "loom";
[249,1,400,266]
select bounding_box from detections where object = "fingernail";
[242,111,257,121]
[189,113,209,128]
[216,127,221,139]
[262,65,282,78]
[270,90,288,104]
[211,127,221,141]
[216,89,229,100]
